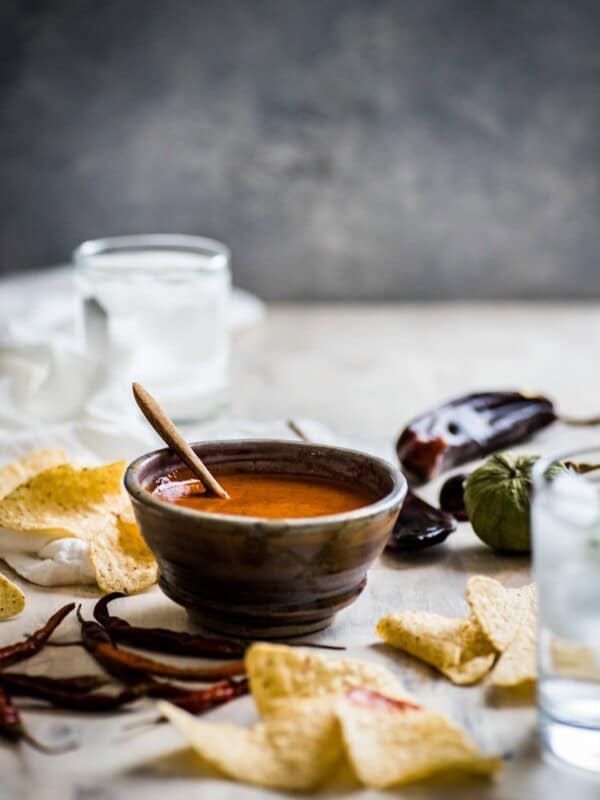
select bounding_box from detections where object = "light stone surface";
[2,303,600,798]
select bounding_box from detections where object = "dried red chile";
[78,609,246,683]
[93,593,245,659]
[396,391,556,484]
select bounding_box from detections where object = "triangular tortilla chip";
[376,611,495,685]
[0,461,127,539]
[0,573,25,619]
[89,506,157,594]
[0,449,67,499]
[245,642,410,716]
[337,688,502,788]
[158,697,343,791]
[467,577,536,686]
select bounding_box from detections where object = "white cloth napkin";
[0,267,265,584]
[0,267,393,587]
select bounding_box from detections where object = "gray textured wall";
[1,0,600,300]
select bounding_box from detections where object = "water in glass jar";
[76,243,230,422]
[532,465,600,772]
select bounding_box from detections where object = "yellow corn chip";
[466,577,536,686]
[89,506,157,594]
[245,642,410,716]
[0,449,67,499]
[376,611,496,685]
[0,461,127,539]
[158,697,343,791]
[0,573,25,619]
[466,576,530,651]
[337,689,501,788]
[489,587,536,687]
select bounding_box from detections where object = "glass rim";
[73,234,230,274]
[532,444,600,489]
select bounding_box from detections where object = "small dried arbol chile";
[386,491,456,551]
[396,391,556,483]
[153,677,250,714]
[0,602,75,669]
[94,593,245,659]
[0,673,106,695]
[78,609,246,683]
[0,673,145,712]
[0,686,73,753]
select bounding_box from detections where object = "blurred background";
[2,0,599,300]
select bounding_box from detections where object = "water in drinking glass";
[532,453,600,772]
[74,235,230,422]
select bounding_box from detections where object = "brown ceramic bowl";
[124,440,406,638]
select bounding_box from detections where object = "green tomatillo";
[464,452,566,553]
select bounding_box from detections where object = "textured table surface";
[2,302,600,799]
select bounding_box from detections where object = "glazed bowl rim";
[124,438,406,528]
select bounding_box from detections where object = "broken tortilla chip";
[89,506,157,594]
[467,577,537,686]
[158,697,343,791]
[0,449,67,500]
[245,642,410,716]
[376,611,496,685]
[0,573,25,619]
[337,687,501,788]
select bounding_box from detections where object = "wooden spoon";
[132,382,230,500]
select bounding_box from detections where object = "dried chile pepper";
[78,609,245,683]
[94,593,245,659]
[386,490,456,551]
[396,391,556,483]
[0,603,75,669]
[438,473,469,520]
[0,673,106,695]
[151,676,250,714]
[0,685,74,752]
[0,673,144,712]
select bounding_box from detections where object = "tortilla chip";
[158,697,343,791]
[0,573,25,619]
[89,506,157,594]
[0,461,127,540]
[466,576,529,651]
[467,577,537,687]
[245,642,410,716]
[376,611,496,685]
[337,688,502,788]
[0,449,67,499]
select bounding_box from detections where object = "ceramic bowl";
[124,439,406,638]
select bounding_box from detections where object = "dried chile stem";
[560,414,600,426]
[0,603,75,669]
[0,686,74,753]
[78,608,245,683]
[94,594,244,659]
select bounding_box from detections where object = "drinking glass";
[74,234,231,422]
[532,447,600,771]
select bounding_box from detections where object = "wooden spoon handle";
[132,382,229,500]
